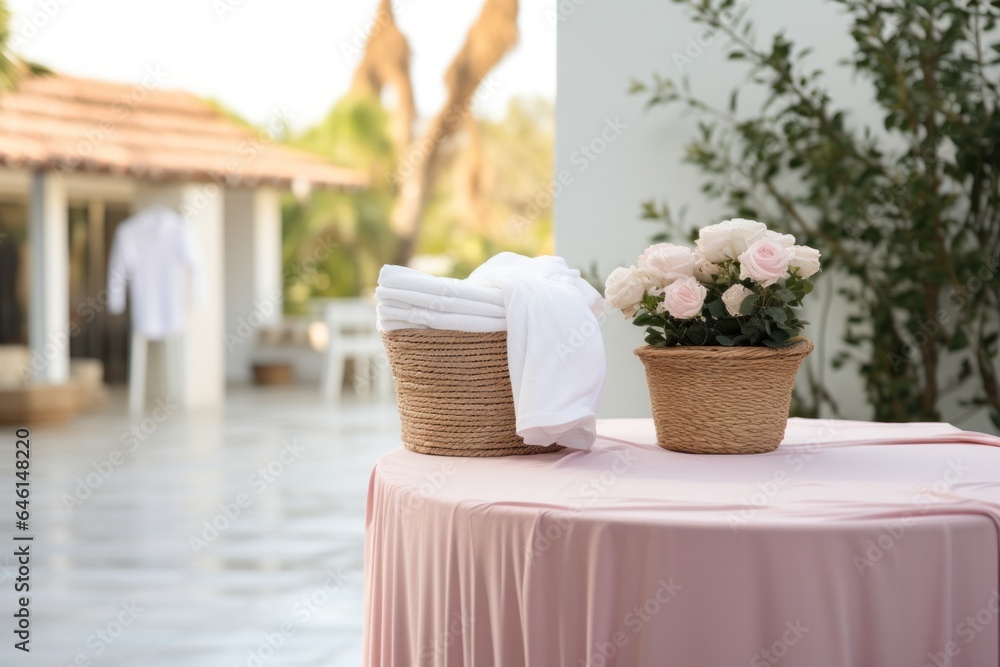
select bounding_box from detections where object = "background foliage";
[0,0,49,89]
[280,96,554,315]
[634,0,1000,429]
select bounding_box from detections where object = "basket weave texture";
[635,338,813,454]
[381,329,562,457]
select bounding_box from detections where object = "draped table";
[364,418,1000,666]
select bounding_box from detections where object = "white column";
[27,171,69,384]
[223,187,283,383]
[253,188,282,322]
[180,183,225,408]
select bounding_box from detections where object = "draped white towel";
[377,253,606,450]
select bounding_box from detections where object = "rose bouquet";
[605,219,821,349]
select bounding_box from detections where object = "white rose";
[659,275,708,319]
[693,256,725,284]
[738,239,794,287]
[637,243,697,287]
[695,218,769,263]
[604,265,648,317]
[787,245,822,279]
[721,284,755,317]
[764,230,796,248]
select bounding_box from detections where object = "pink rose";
[657,275,707,319]
[738,239,794,287]
[637,243,697,287]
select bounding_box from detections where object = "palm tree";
[349,0,417,151]
[0,1,18,89]
[0,1,50,90]
[350,0,521,265]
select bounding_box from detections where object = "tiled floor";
[0,386,401,666]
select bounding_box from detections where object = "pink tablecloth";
[364,418,1000,667]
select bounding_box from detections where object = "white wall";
[555,0,896,422]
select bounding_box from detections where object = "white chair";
[319,298,391,402]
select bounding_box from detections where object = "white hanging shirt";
[107,205,204,339]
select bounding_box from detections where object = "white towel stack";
[377,253,606,450]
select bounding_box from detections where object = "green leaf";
[684,325,710,346]
[778,324,800,337]
[739,296,759,316]
[633,312,659,327]
[627,78,647,94]
[948,326,969,352]
[772,289,796,303]
[707,298,728,318]
[644,331,666,347]
[741,318,764,336]
[765,307,787,323]
[716,335,735,346]
[770,328,791,342]
[763,338,791,348]
[717,317,741,334]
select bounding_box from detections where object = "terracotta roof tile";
[0,74,368,189]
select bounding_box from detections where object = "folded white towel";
[377,253,606,450]
[376,303,506,332]
[375,285,507,318]
[377,266,504,305]
[376,283,507,331]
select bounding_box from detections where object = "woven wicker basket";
[381,329,562,457]
[635,338,813,454]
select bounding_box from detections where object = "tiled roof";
[0,74,368,189]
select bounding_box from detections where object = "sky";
[6,0,556,130]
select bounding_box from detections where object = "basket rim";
[634,337,813,360]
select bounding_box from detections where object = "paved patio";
[1,386,400,666]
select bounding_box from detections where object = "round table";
[364,418,1000,667]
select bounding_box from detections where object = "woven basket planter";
[635,338,813,454]
[381,329,562,457]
